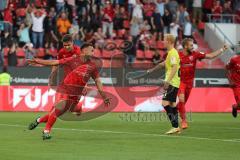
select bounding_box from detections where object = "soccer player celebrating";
[49,34,82,112]
[28,43,110,140]
[226,51,240,118]
[177,38,228,129]
[49,34,81,87]
[147,34,181,134]
[28,34,82,139]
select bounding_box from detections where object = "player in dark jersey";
[178,38,228,129]
[28,43,110,140]
[226,51,240,118]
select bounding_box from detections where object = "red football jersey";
[179,51,206,84]
[57,45,81,60]
[57,56,100,95]
[103,7,115,22]
[57,45,81,77]
[226,55,240,87]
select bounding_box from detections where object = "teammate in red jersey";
[28,43,110,140]
[178,38,228,129]
[226,51,240,118]
[28,34,82,138]
[49,34,82,110]
[49,34,81,87]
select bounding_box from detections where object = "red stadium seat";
[16,48,25,58]
[16,48,26,66]
[102,50,113,59]
[113,49,123,55]
[132,59,153,68]
[17,58,26,67]
[144,50,154,60]
[102,48,123,59]
[157,41,164,49]
[148,39,157,49]
[3,47,9,57]
[158,50,166,58]
[136,50,145,60]
[94,49,102,58]
[132,59,143,68]
[36,48,45,58]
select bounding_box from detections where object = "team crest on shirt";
[170,57,176,64]
[189,56,194,61]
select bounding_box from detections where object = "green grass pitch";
[0,112,240,160]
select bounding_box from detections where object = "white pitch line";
[0,123,240,143]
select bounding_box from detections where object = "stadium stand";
[0,0,239,68]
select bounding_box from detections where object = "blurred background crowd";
[0,0,239,66]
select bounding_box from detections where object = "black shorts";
[162,85,179,102]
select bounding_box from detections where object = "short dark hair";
[182,38,193,48]
[81,43,93,50]
[62,34,73,43]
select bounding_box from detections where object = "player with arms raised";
[28,43,110,140]
[28,34,82,139]
[178,38,228,129]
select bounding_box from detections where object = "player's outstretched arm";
[205,44,228,59]
[28,58,60,66]
[147,61,165,74]
[94,78,110,106]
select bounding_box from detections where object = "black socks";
[164,105,179,128]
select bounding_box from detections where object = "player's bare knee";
[170,102,177,107]
[162,100,170,107]
[179,98,185,103]
[178,94,185,102]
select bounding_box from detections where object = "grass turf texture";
[0,112,239,160]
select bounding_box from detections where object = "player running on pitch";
[226,50,240,118]
[49,34,82,113]
[28,43,110,140]
[177,38,228,129]
[28,34,82,139]
[147,34,181,134]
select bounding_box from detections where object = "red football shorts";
[54,92,81,112]
[178,82,193,101]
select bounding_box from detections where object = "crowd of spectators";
[0,0,239,66]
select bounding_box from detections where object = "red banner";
[0,86,236,112]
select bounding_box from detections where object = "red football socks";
[178,102,186,121]
[44,108,62,132]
